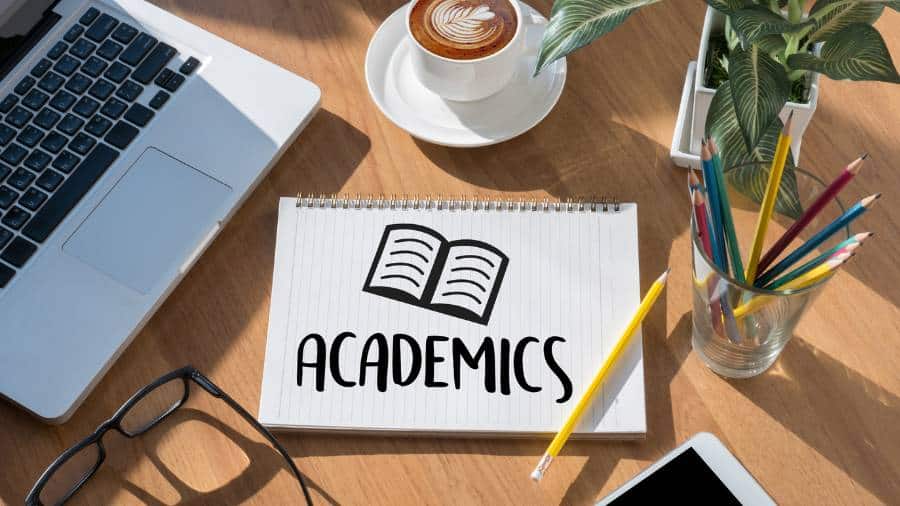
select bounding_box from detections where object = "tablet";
[597,433,774,505]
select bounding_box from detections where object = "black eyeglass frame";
[25,366,312,505]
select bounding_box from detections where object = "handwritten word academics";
[297,333,573,403]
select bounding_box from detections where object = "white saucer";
[365,2,567,148]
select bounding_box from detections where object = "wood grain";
[2,1,898,504]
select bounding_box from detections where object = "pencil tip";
[658,269,671,284]
[784,111,794,135]
[861,152,869,160]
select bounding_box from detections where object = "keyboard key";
[179,56,201,75]
[120,33,157,65]
[14,76,35,95]
[148,90,169,110]
[124,103,153,127]
[7,168,34,190]
[40,131,67,154]
[4,106,32,128]
[81,56,108,77]
[47,41,68,60]
[22,89,49,111]
[52,151,80,173]
[85,115,113,136]
[38,72,65,93]
[64,24,85,43]
[36,170,64,192]
[161,73,185,92]
[88,79,115,101]
[17,126,44,148]
[49,90,77,112]
[104,61,130,83]
[105,121,139,149]
[131,43,176,84]
[34,108,61,130]
[154,68,174,87]
[0,164,8,182]
[1,236,37,266]
[69,133,96,155]
[79,7,100,26]
[73,96,100,118]
[65,73,92,95]
[97,40,124,60]
[2,206,30,230]
[111,22,138,44]
[24,150,52,172]
[57,114,84,135]
[1,144,28,166]
[86,13,119,42]
[0,94,17,113]
[19,188,48,211]
[31,58,53,78]
[115,80,143,102]
[24,144,118,243]
[0,227,10,249]
[0,125,14,146]
[53,55,80,76]
[0,262,14,288]
[69,38,97,59]
[100,98,128,119]
[0,186,16,209]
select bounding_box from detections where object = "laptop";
[0,0,320,423]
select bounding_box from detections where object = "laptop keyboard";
[0,7,201,289]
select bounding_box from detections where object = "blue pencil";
[758,194,880,284]
[763,233,870,289]
[700,142,729,274]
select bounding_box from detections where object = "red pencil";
[693,189,714,258]
[758,153,867,273]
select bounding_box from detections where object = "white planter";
[671,7,819,169]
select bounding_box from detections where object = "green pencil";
[709,138,745,283]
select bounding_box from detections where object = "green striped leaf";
[788,23,900,82]
[705,0,752,15]
[706,81,803,218]
[728,46,791,149]
[755,34,788,55]
[534,0,661,75]
[730,5,813,45]
[807,0,885,43]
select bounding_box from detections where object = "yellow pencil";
[734,252,851,319]
[745,112,794,283]
[531,269,670,482]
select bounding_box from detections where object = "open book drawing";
[363,224,509,324]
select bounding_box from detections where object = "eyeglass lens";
[119,377,187,436]
[39,443,101,505]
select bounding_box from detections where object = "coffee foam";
[427,1,501,48]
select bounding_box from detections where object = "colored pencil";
[734,253,852,319]
[757,154,867,275]
[758,193,880,283]
[700,141,728,273]
[693,189,714,259]
[709,137,745,282]
[745,112,793,283]
[761,232,871,289]
[688,170,703,194]
[531,269,670,482]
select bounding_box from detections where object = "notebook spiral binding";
[295,194,621,212]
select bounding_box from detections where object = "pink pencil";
[758,154,867,273]
[693,189,723,333]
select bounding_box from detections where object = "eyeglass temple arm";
[190,372,313,506]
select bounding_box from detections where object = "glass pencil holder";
[691,165,851,378]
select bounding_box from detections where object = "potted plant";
[534,0,899,214]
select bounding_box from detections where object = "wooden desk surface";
[2,1,898,504]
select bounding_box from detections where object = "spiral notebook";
[259,195,645,437]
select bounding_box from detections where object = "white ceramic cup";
[406,0,526,102]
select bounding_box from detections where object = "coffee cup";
[406,0,527,102]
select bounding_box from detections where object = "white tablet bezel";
[597,432,775,505]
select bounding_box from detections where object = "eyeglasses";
[25,366,312,506]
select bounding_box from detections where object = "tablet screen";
[609,448,740,504]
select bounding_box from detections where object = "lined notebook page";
[259,198,644,437]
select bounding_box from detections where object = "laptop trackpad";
[63,148,232,294]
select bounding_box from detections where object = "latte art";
[410,0,518,60]
[430,1,499,46]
